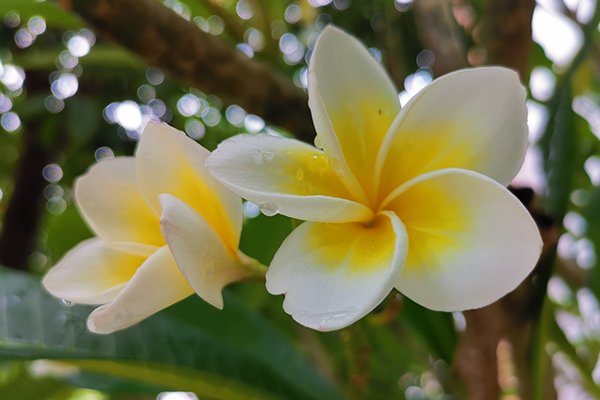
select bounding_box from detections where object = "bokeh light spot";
[185,119,205,139]
[1,112,20,132]
[42,164,63,183]
[115,101,143,130]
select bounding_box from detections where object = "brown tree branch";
[0,123,52,270]
[412,0,468,76]
[57,0,316,142]
[481,0,536,81]
[454,188,559,400]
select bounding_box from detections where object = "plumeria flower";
[43,122,264,334]
[207,26,543,331]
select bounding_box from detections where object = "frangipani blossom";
[43,122,263,334]
[207,26,543,331]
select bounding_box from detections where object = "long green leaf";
[0,0,82,29]
[547,302,600,399]
[0,267,342,400]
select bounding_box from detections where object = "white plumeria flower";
[207,26,543,331]
[43,122,263,334]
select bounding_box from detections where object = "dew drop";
[320,307,358,325]
[251,150,264,165]
[264,150,275,162]
[295,168,304,181]
[259,202,279,216]
[308,154,329,173]
[61,299,75,307]
[113,309,128,322]
[304,262,314,270]
[314,134,324,149]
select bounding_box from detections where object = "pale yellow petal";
[136,122,242,254]
[309,25,401,205]
[159,194,260,309]
[87,246,193,334]
[376,67,528,202]
[382,168,542,311]
[266,211,408,331]
[207,134,373,223]
[75,157,164,256]
[42,238,143,305]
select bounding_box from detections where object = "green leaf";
[538,82,578,221]
[547,302,600,399]
[13,45,144,72]
[0,267,342,400]
[240,214,293,266]
[398,299,457,364]
[0,362,76,400]
[0,0,82,29]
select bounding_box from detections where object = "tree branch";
[412,0,468,76]
[0,123,51,270]
[481,0,536,82]
[57,0,316,142]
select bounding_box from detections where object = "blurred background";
[0,0,598,399]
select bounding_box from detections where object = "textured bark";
[57,0,316,142]
[0,124,51,270]
[413,0,468,76]
[481,0,536,81]
[448,1,546,397]
[454,189,559,400]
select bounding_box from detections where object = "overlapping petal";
[42,238,143,305]
[136,122,242,253]
[207,134,373,223]
[309,26,401,204]
[266,211,408,331]
[159,194,259,309]
[87,246,194,334]
[75,157,164,256]
[381,168,542,311]
[376,67,528,201]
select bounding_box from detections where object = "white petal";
[207,134,373,223]
[309,25,401,203]
[382,168,543,311]
[376,67,528,201]
[75,157,164,256]
[266,211,408,331]
[87,246,193,334]
[42,238,144,305]
[136,122,242,252]
[159,194,259,309]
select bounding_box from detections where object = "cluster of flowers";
[43,26,542,334]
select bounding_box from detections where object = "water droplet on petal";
[264,150,275,162]
[304,262,314,270]
[320,307,358,325]
[308,154,329,173]
[295,168,304,181]
[251,150,264,165]
[314,134,324,149]
[61,299,75,307]
[259,202,279,216]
